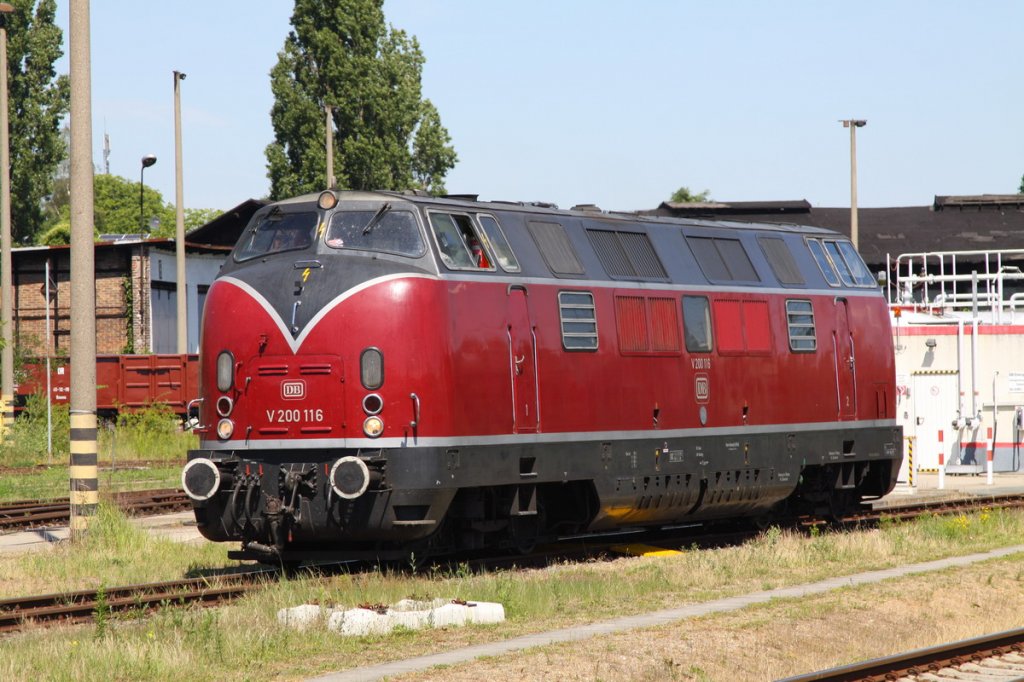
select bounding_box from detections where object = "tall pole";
[325,104,334,189]
[173,71,187,354]
[840,119,866,250]
[0,3,14,440]
[69,0,97,540]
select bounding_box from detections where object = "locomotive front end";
[184,191,453,562]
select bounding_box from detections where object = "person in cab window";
[468,235,490,268]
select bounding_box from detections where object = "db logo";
[694,374,710,404]
[281,380,306,400]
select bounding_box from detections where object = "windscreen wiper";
[361,202,392,235]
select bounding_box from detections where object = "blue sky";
[53,1,1024,214]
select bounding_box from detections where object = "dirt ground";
[391,554,1024,681]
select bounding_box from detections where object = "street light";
[840,119,867,249]
[139,153,156,231]
[173,71,186,354]
[0,1,15,439]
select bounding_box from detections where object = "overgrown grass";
[0,394,195,469]
[1,507,1023,680]
[103,403,196,463]
[0,465,182,502]
[0,396,194,500]
[0,503,232,598]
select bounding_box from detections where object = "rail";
[0,489,191,532]
[781,626,1024,681]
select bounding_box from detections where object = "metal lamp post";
[0,2,14,439]
[840,119,867,249]
[173,71,186,354]
[139,153,156,231]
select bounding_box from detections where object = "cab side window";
[428,212,495,270]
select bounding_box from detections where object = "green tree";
[37,175,221,244]
[184,207,223,230]
[670,186,712,203]
[5,0,70,243]
[265,0,457,199]
[1018,174,1023,194]
[92,174,175,236]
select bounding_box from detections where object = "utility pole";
[840,119,867,250]
[69,0,97,539]
[0,2,15,440]
[325,104,335,189]
[174,70,187,354]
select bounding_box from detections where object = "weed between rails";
[0,507,1023,680]
[0,396,194,500]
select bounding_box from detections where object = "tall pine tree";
[265,0,456,199]
[5,0,69,243]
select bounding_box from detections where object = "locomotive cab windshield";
[325,208,425,257]
[234,208,318,262]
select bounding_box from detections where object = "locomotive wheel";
[509,515,540,555]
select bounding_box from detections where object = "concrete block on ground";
[276,604,328,631]
[283,599,505,636]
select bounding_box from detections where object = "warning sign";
[1009,372,1024,394]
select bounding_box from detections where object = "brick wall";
[13,245,140,355]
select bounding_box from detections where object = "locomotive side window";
[835,241,877,286]
[476,214,520,272]
[325,209,425,257]
[682,295,713,353]
[587,229,668,280]
[785,299,817,352]
[234,210,318,262]
[806,238,876,287]
[558,291,598,350]
[686,236,760,283]
[806,239,841,286]
[529,221,586,277]
[758,236,805,286]
[428,212,495,270]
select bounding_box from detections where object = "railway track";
[0,488,191,532]
[783,627,1024,681]
[0,491,1022,636]
[0,571,273,634]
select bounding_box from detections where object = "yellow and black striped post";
[69,0,98,539]
[69,410,98,536]
[0,391,12,439]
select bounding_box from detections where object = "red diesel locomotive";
[182,189,901,563]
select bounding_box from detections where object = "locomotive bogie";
[187,190,902,562]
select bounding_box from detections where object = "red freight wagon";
[17,354,199,417]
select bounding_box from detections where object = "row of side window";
[558,292,818,355]
[426,211,873,290]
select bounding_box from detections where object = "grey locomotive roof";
[380,191,842,238]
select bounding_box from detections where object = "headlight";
[216,395,234,417]
[216,351,234,392]
[363,416,384,438]
[360,348,383,389]
[362,393,383,415]
[318,190,338,210]
[216,418,235,440]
